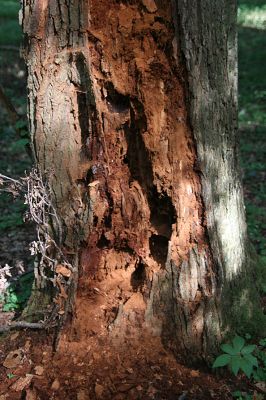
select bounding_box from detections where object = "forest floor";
[0,1,265,399]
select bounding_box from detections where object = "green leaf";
[239,358,254,378]
[243,353,258,367]
[213,354,231,368]
[15,120,27,130]
[241,345,256,355]
[231,356,241,376]
[221,343,236,355]
[233,336,245,353]
[232,391,243,399]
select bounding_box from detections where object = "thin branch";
[0,173,22,186]
[0,321,46,334]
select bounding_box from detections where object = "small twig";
[0,173,22,187]
[0,321,46,333]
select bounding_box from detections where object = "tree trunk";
[21,0,261,362]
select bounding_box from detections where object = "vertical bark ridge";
[21,0,249,360]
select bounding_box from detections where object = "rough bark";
[21,0,259,361]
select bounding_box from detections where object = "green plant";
[232,391,264,400]
[3,272,34,312]
[253,339,266,382]
[232,391,252,400]
[213,336,258,378]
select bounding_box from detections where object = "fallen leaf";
[11,374,33,392]
[190,369,200,377]
[10,332,19,341]
[95,383,104,398]
[51,379,60,391]
[34,365,44,376]
[3,349,23,369]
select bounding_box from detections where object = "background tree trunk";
[21,0,261,361]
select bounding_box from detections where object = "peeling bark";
[21,0,257,361]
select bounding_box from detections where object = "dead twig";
[0,321,46,333]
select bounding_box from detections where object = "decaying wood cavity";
[22,0,225,359]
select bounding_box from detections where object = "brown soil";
[0,327,249,400]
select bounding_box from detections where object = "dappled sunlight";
[238,4,266,30]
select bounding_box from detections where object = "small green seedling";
[213,335,258,378]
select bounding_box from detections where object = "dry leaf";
[95,383,104,398]
[190,369,200,377]
[55,264,71,278]
[51,379,60,391]
[10,332,19,341]
[34,365,44,376]
[11,374,33,392]
[3,349,23,369]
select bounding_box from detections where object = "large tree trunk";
[21,0,259,361]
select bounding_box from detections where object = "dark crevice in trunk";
[149,234,169,266]
[149,188,176,238]
[131,260,146,292]
[105,82,130,113]
[125,98,176,266]
[75,52,95,159]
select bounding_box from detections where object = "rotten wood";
[21,0,255,361]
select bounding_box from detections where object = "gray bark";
[21,0,262,361]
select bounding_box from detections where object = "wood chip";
[190,369,200,377]
[11,374,33,392]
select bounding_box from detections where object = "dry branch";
[0,321,46,333]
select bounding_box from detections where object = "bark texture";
[21,0,254,361]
